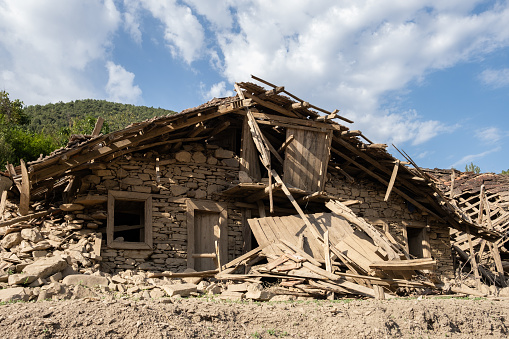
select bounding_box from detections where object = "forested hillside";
[25,99,176,134]
[1,93,177,169]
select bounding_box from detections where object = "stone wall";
[325,175,454,278]
[72,142,244,273]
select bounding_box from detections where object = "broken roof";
[4,76,500,240]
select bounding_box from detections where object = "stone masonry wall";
[72,142,244,273]
[325,175,453,279]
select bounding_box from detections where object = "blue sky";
[1,0,508,173]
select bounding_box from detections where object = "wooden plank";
[0,190,8,217]
[0,207,59,228]
[466,225,482,290]
[19,159,30,216]
[243,90,299,118]
[240,117,261,181]
[369,258,436,270]
[92,117,104,136]
[324,230,332,273]
[251,112,337,131]
[326,200,400,260]
[384,160,399,201]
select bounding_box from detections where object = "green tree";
[501,169,509,175]
[465,162,481,174]
[0,91,59,170]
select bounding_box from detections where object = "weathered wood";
[326,200,400,260]
[19,159,30,216]
[91,117,104,136]
[0,207,60,228]
[240,117,261,181]
[384,160,399,201]
[244,91,299,118]
[466,226,482,289]
[0,190,8,217]
[369,258,436,271]
[148,270,218,278]
[278,134,294,154]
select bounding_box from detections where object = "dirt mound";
[1,297,507,338]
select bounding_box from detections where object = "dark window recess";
[113,199,145,242]
[407,227,424,259]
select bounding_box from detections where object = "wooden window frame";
[107,190,153,250]
[186,199,228,269]
[403,224,431,259]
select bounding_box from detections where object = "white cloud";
[479,68,509,88]
[0,0,121,104]
[475,126,504,144]
[449,146,502,169]
[139,0,205,64]
[201,81,233,101]
[105,61,142,104]
[208,1,509,145]
[123,0,142,44]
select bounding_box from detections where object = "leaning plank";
[277,240,322,267]
[326,200,400,260]
[466,225,482,290]
[384,160,399,201]
[19,159,30,216]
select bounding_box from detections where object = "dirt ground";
[0,296,508,338]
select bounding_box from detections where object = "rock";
[32,250,48,259]
[1,232,22,249]
[194,189,207,199]
[161,283,197,297]
[219,291,244,301]
[196,281,210,293]
[112,275,127,284]
[127,286,140,294]
[21,228,43,243]
[22,255,68,280]
[8,273,37,286]
[62,274,109,287]
[245,290,274,301]
[182,268,202,285]
[28,277,46,287]
[238,171,253,183]
[0,287,29,302]
[60,204,85,212]
[207,156,218,165]
[175,151,192,162]
[192,152,207,163]
[206,283,222,295]
[49,271,63,283]
[71,285,98,299]
[222,158,239,168]
[214,149,234,159]
[149,288,166,299]
[171,185,189,196]
[227,282,250,292]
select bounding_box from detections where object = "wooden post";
[466,225,482,290]
[19,159,30,216]
[384,160,399,201]
[215,240,222,272]
[91,117,104,136]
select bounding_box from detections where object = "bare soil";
[0,296,507,338]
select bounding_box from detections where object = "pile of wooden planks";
[215,200,437,299]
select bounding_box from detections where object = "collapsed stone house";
[0,77,502,294]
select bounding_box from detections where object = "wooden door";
[186,200,228,271]
[194,210,221,271]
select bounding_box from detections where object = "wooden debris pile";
[212,200,438,300]
[424,168,509,288]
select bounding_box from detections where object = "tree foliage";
[0,91,59,169]
[24,99,176,135]
[465,162,481,174]
[0,94,177,170]
[501,169,509,175]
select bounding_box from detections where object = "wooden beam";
[91,117,104,136]
[277,134,294,154]
[384,160,399,202]
[466,225,482,290]
[259,86,285,100]
[244,90,301,118]
[19,159,30,216]
[252,112,339,131]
